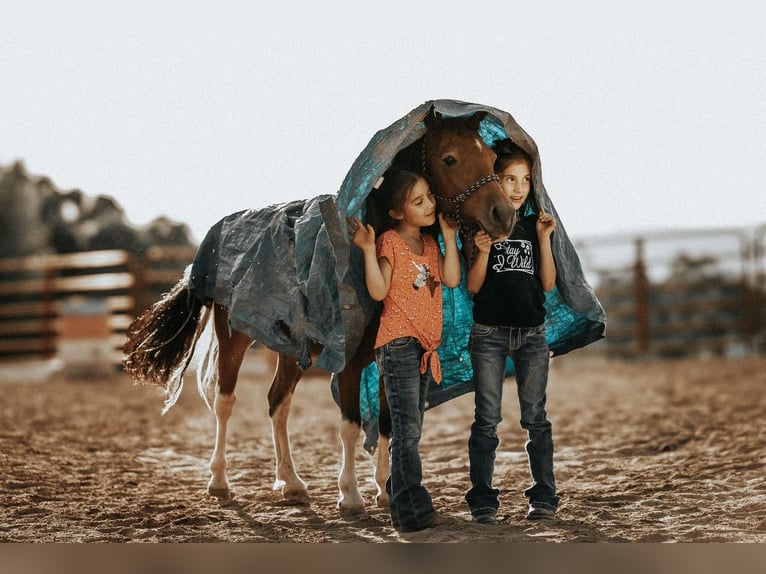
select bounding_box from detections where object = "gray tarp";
[190,196,362,372]
[189,99,606,390]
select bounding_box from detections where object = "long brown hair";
[365,168,425,236]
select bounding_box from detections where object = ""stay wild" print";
[492,239,534,275]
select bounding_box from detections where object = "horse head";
[422,108,516,240]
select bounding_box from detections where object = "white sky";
[3,9,765,244]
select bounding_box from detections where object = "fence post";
[126,251,147,319]
[753,226,766,352]
[739,233,755,352]
[633,238,650,354]
[42,263,57,359]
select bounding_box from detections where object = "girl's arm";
[348,217,392,301]
[465,231,492,293]
[536,209,557,292]
[437,213,461,288]
[363,248,392,301]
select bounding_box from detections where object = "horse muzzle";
[480,196,516,240]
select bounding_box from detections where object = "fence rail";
[575,224,766,358]
[0,246,196,368]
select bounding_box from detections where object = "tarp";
[189,100,606,430]
[190,196,364,372]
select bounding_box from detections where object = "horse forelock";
[423,126,495,196]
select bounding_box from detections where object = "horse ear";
[466,111,488,132]
[424,105,442,130]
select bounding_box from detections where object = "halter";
[421,136,501,237]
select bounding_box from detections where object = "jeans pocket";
[531,323,547,336]
[471,323,495,337]
[469,323,494,354]
[387,336,415,350]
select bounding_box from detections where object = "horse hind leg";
[207,304,252,500]
[208,388,236,499]
[268,353,309,503]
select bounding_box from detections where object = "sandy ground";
[1,352,765,543]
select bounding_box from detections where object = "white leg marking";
[271,393,309,501]
[337,419,366,516]
[208,391,235,498]
[374,434,390,509]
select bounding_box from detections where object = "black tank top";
[471,215,546,327]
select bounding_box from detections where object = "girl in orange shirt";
[348,168,460,532]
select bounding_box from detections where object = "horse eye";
[442,155,457,167]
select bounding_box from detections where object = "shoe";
[428,513,452,528]
[472,512,497,524]
[526,504,556,520]
[397,512,451,533]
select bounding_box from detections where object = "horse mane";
[389,137,425,175]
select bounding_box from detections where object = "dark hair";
[492,139,539,215]
[365,168,424,235]
[493,139,533,173]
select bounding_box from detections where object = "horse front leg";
[335,309,382,516]
[268,353,309,503]
[374,379,391,509]
[338,415,366,516]
[208,304,252,499]
[334,366,367,516]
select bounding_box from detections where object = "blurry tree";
[0,161,195,258]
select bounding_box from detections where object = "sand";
[1,353,765,543]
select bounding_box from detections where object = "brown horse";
[122,107,515,516]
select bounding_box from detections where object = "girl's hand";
[438,212,459,238]
[473,230,493,254]
[537,208,556,238]
[347,216,375,250]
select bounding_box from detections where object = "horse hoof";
[208,486,232,500]
[283,488,310,505]
[375,494,390,509]
[338,502,368,518]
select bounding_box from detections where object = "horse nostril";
[491,205,502,224]
[488,201,515,234]
[490,203,509,226]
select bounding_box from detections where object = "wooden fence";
[0,246,197,370]
[3,224,765,368]
[575,224,766,358]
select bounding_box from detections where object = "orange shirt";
[374,229,444,383]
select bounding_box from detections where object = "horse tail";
[122,265,211,413]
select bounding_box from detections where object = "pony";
[122,104,515,516]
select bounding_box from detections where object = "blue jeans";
[375,337,438,530]
[466,322,559,516]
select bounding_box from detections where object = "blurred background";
[2,13,765,376]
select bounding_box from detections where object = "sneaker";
[526,504,556,520]
[473,512,497,525]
